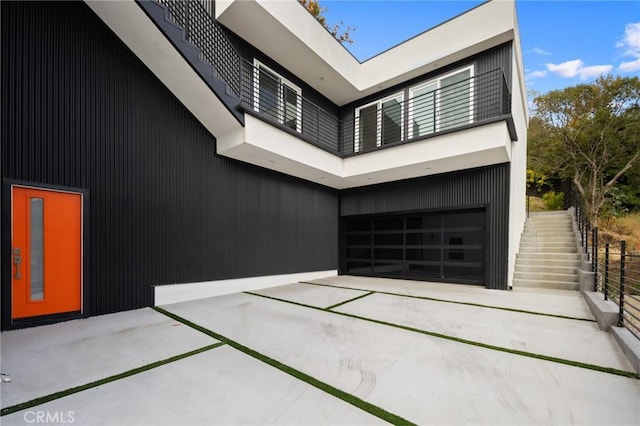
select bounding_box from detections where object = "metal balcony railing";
[155,0,513,158]
[341,69,510,155]
[239,62,511,156]
[157,0,241,96]
[239,59,343,153]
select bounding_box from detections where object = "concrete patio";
[2,276,639,425]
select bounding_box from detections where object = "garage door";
[343,208,486,285]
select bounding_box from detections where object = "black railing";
[158,0,241,96]
[341,69,510,155]
[156,0,512,157]
[596,241,640,339]
[574,198,640,340]
[342,69,511,154]
[239,59,342,153]
[239,61,510,156]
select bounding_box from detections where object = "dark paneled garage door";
[343,208,486,285]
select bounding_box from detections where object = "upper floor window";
[355,93,404,152]
[409,66,474,139]
[253,60,302,132]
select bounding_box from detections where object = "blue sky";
[322,1,640,95]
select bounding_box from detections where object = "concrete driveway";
[2,276,639,425]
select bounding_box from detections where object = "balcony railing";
[341,69,510,155]
[239,61,511,156]
[157,0,241,96]
[239,59,343,153]
[154,0,513,157]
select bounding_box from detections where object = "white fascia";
[216,0,518,105]
[511,1,530,124]
[217,116,345,188]
[218,115,513,189]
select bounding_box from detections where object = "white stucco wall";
[507,18,529,288]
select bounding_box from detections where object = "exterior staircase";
[514,211,580,290]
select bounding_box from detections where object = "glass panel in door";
[257,66,279,121]
[411,83,437,137]
[439,69,471,130]
[358,104,378,151]
[283,85,299,131]
[29,198,45,301]
[381,98,402,145]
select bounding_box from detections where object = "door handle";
[13,248,21,280]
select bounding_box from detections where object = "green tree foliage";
[298,0,355,45]
[527,116,564,177]
[532,75,640,225]
[542,191,565,211]
[526,169,551,195]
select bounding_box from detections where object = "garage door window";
[343,208,486,284]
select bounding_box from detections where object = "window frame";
[354,92,404,153]
[408,65,474,139]
[253,59,302,133]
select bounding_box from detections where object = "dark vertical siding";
[1,1,338,316]
[340,164,510,289]
[476,42,512,89]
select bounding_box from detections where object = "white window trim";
[253,59,302,133]
[408,65,474,139]
[354,92,404,152]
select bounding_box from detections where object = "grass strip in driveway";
[0,343,225,417]
[325,291,375,310]
[300,281,596,322]
[246,291,640,380]
[153,306,415,425]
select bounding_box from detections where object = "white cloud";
[532,47,551,56]
[546,59,584,77]
[578,65,614,79]
[619,58,640,72]
[616,22,640,57]
[526,70,547,79]
[546,59,613,80]
[617,22,640,73]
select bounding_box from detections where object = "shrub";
[542,191,564,210]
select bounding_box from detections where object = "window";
[354,93,403,152]
[409,66,474,139]
[253,60,302,132]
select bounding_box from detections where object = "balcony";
[239,61,514,157]
[239,59,342,154]
[130,0,518,188]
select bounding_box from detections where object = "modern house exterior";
[1,0,528,330]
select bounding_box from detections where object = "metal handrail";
[341,69,510,155]
[238,59,343,154]
[574,189,640,341]
[158,0,241,96]
[239,61,510,156]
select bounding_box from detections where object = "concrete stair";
[514,211,580,291]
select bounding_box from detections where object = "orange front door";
[12,186,82,319]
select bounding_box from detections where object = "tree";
[533,75,640,226]
[527,115,564,177]
[298,0,355,45]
